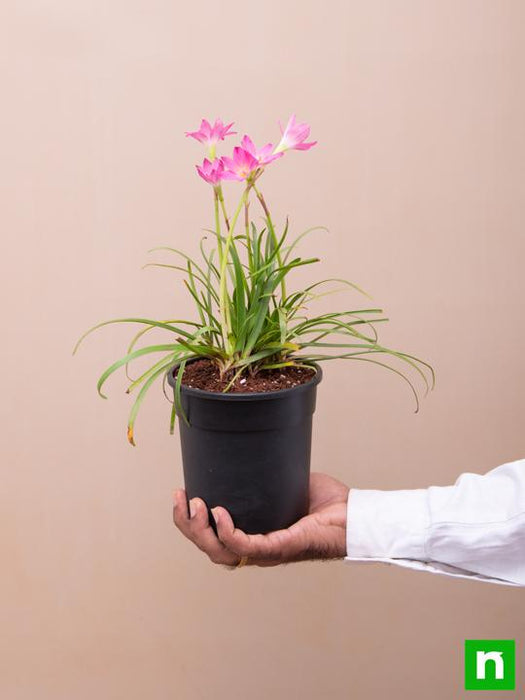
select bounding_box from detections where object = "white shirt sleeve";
[345,458,525,586]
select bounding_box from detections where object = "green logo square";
[465,640,515,690]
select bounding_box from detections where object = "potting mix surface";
[178,359,316,393]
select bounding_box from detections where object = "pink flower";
[196,157,225,185]
[273,114,317,154]
[221,147,260,181]
[185,119,236,154]
[240,135,283,166]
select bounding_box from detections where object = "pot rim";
[166,360,322,401]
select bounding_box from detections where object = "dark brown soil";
[177,358,316,393]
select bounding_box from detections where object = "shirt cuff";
[342,555,521,586]
[345,487,429,560]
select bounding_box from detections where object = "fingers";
[173,490,316,566]
[172,487,191,528]
[212,506,303,562]
[172,489,239,567]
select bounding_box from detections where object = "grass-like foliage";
[74,116,434,445]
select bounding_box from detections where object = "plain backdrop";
[1,1,524,698]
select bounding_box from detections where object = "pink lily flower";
[196,157,225,185]
[240,135,283,166]
[273,114,317,154]
[221,147,260,181]
[186,118,236,157]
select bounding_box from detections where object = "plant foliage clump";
[74,116,434,445]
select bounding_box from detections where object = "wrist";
[332,499,349,559]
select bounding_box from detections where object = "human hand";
[172,472,349,568]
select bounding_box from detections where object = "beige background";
[1,0,524,698]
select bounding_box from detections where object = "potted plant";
[74,115,433,534]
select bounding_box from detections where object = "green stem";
[213,188,223,261]
[244,196,253,271]
[253,185,286,301]
[219,187,249,354]
[217,186,230,231]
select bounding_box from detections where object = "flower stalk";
[253,184,286,302]
[218,187,250,356]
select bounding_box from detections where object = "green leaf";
[73,318,197,355]
[148,246,209,283]
[127,362,175,446]
[234,343,298,367]
[142,263,220,303]
[122,319,201,381]
[126,354,180,394]
[282,225,329,263]
[97,344,182,399]
[174,358,190,426]
[303,277,372,300]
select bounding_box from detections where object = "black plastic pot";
[167,363,322,535]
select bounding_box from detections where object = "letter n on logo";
[465,640,515,690]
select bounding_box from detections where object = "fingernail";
[212,507,220,525]
[189,499,198,518]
